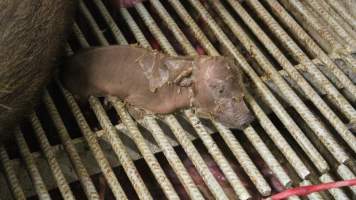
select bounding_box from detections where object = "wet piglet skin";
[61,45,254,129]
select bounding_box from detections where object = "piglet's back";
[61,45,154,100]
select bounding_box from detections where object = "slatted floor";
[0,0,355,199]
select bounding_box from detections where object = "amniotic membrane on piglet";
[61,45,254,129]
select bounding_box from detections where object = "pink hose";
[266,179,356,200]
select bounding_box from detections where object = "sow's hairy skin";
[61,45,255,129]
[0,0,77,142]
[0,0,145,143]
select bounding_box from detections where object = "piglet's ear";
[173,67,193,87]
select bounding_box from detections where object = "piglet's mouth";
[236,114,255,129]
[218,113,255,130]
[213,99,255,130]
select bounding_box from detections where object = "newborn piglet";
[61,45,254,129]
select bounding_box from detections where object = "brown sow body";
[61,45,254,129]
[0,0,77,142]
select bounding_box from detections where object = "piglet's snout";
[214,98,255,130]
[238,111,255,129]
[235,100,255,129]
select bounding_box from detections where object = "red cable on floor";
[265,178,356,200]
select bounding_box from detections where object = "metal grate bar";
[143,116,205,200]
[149,0,197,55]
[119,8,151,47]
[211,0,352,165]
[227,0,355,93]
[92,0,128,44]
[250,0,356,100]
[78,1,109,46]
[153,0,318,192]
[324,0,356,30]
[0,146,26,200]
[279,0,346,53]
[30,113,76,200]
[251,1,356,151]
[320,173,350,200]
[132,1,271,197]
[84,2,228,199]
[337,164,356,195]
[185,110,270,196]
[134,3,176,54]
[306,0,356,43]
[77,2,199,199]
[167,0,219,56]
[121,2,252,198]
[342,55,356,72]
[300,180,324,200]
[242,126,292,187]
[244,92,310,179]
[89,97,154,199]
[164,115,231,200]
[268,58,355,103]
[43,91,100,200]
[73,13,155,199]
[2,0,356,199]
[57,74,128,199]
[109,98,180,199]
[216,119,287,188]
[15,128,52,200]
[263,0,356,100]
[303,0,354,50]
[186,0,329,173]
[65,34,129,198]
[245,0,356,124]
[116,9,242,199]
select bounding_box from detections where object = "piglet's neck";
[163,56,196,81]
[161,56,198,112]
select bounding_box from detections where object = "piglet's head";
[190,56,254,129]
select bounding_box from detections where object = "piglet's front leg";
[125,105,149,121]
